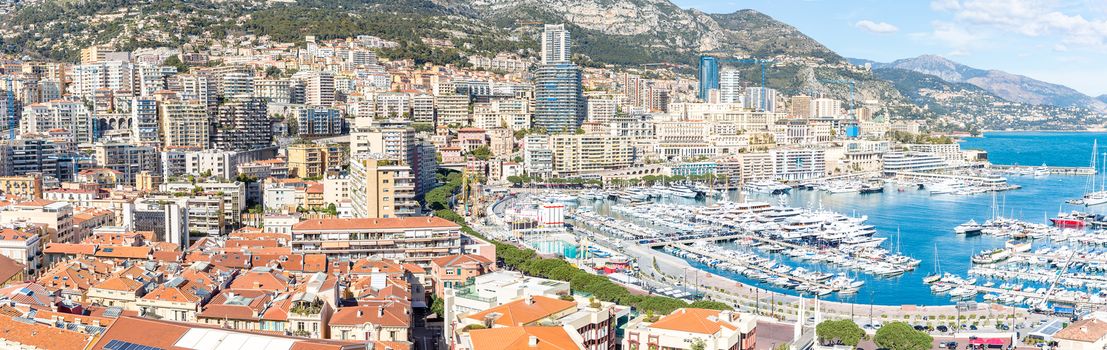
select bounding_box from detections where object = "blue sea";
[610,132,1107,306]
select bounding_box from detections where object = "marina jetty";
[990,164,1095,175]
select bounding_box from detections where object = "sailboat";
[1079,140,1107,206]
[923,244,941,284]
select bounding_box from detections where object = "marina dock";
[893,171,1015,185]
[669,243,830,288]
[643,233,747,247]
[990,164,1095,175]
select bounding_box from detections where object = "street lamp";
[869,290,875,326]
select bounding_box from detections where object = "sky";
[671,0,1107,96]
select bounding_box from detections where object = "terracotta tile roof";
[0,283,55,308]
[401,263,426,274]
[198,289,272,321]
[93,245,151,259]
[228,269,291,292]
[252,253,303,271]
[329,303,411,327]
[0,314,91,350]
[1057,318,1107,342]
[151,250,183,262]
[142,284,201,303]
[210,252,250,269]
[32,309,116,327]
[150,241,182,252]
[39,264,96,292]
[261,294,294,321]
[93,276,144,292]
[468,326,580,350]
[0,228,36,241]
[0,254,25,283]
[89,316,363,350]
[243,246,293,255]
[292,217,460,231]
[464,296,575,327]
[649,308,738,335]
[306,182,324,194]
[371,342,412,350]
[225,238,279,249]
[350,259,407,275]
[230,231,291,241]
[431,254,493,268]
[14,199,57,207]
[303,254,327,272]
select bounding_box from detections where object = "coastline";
[980,128,1107,133]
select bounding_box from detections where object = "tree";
[690,339,706,350]
[412,123,435,133]
[323,203,338,216]
[469,145,492,160]
[688,300,733,311]
[264,66,282,78]
[507,175,524,186]
[874,322,932,350]
[430,296,444,317]
[816,319,864,347]
[163,55,188,73]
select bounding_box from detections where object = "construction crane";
[697,54,774,110]
[818,78,857,119]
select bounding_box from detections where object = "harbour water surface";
[596,132,1107,305]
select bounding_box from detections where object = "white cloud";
[855,20,900,34]
[931,0,1107,49]
[930,0,962,11]
[930,21,984,50]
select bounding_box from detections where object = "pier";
[668,243,830,288]
[893,171,1012,185]
[990,164,1095,175]
[968,266,1107,287]
[793,171,882,185]
[643,233,747,247]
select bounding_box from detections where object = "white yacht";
[668,185,699,198]
[954,220,984,235]
[743,180,791,195]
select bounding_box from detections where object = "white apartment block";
[549,134,633,176]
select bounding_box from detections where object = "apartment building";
[548,134,633,176]
[348,157,418,218]
[622,308,757,350]
[290,217,462,265]
[159,99,210,149]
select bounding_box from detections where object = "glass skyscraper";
[697,56,719,101]
[533,63,585,133]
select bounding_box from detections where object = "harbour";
[504,132,1107,309]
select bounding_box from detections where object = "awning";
[968,338,1005,346]
[321,241,350,249]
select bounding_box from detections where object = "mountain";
[883,55,1106,111]
[1,0,1100,129]
[460,0,925,120]
[0,0,914,117]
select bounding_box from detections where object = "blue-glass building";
[697,56,719,101]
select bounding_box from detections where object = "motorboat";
[954,220,984,235]
[743,180,791,195]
